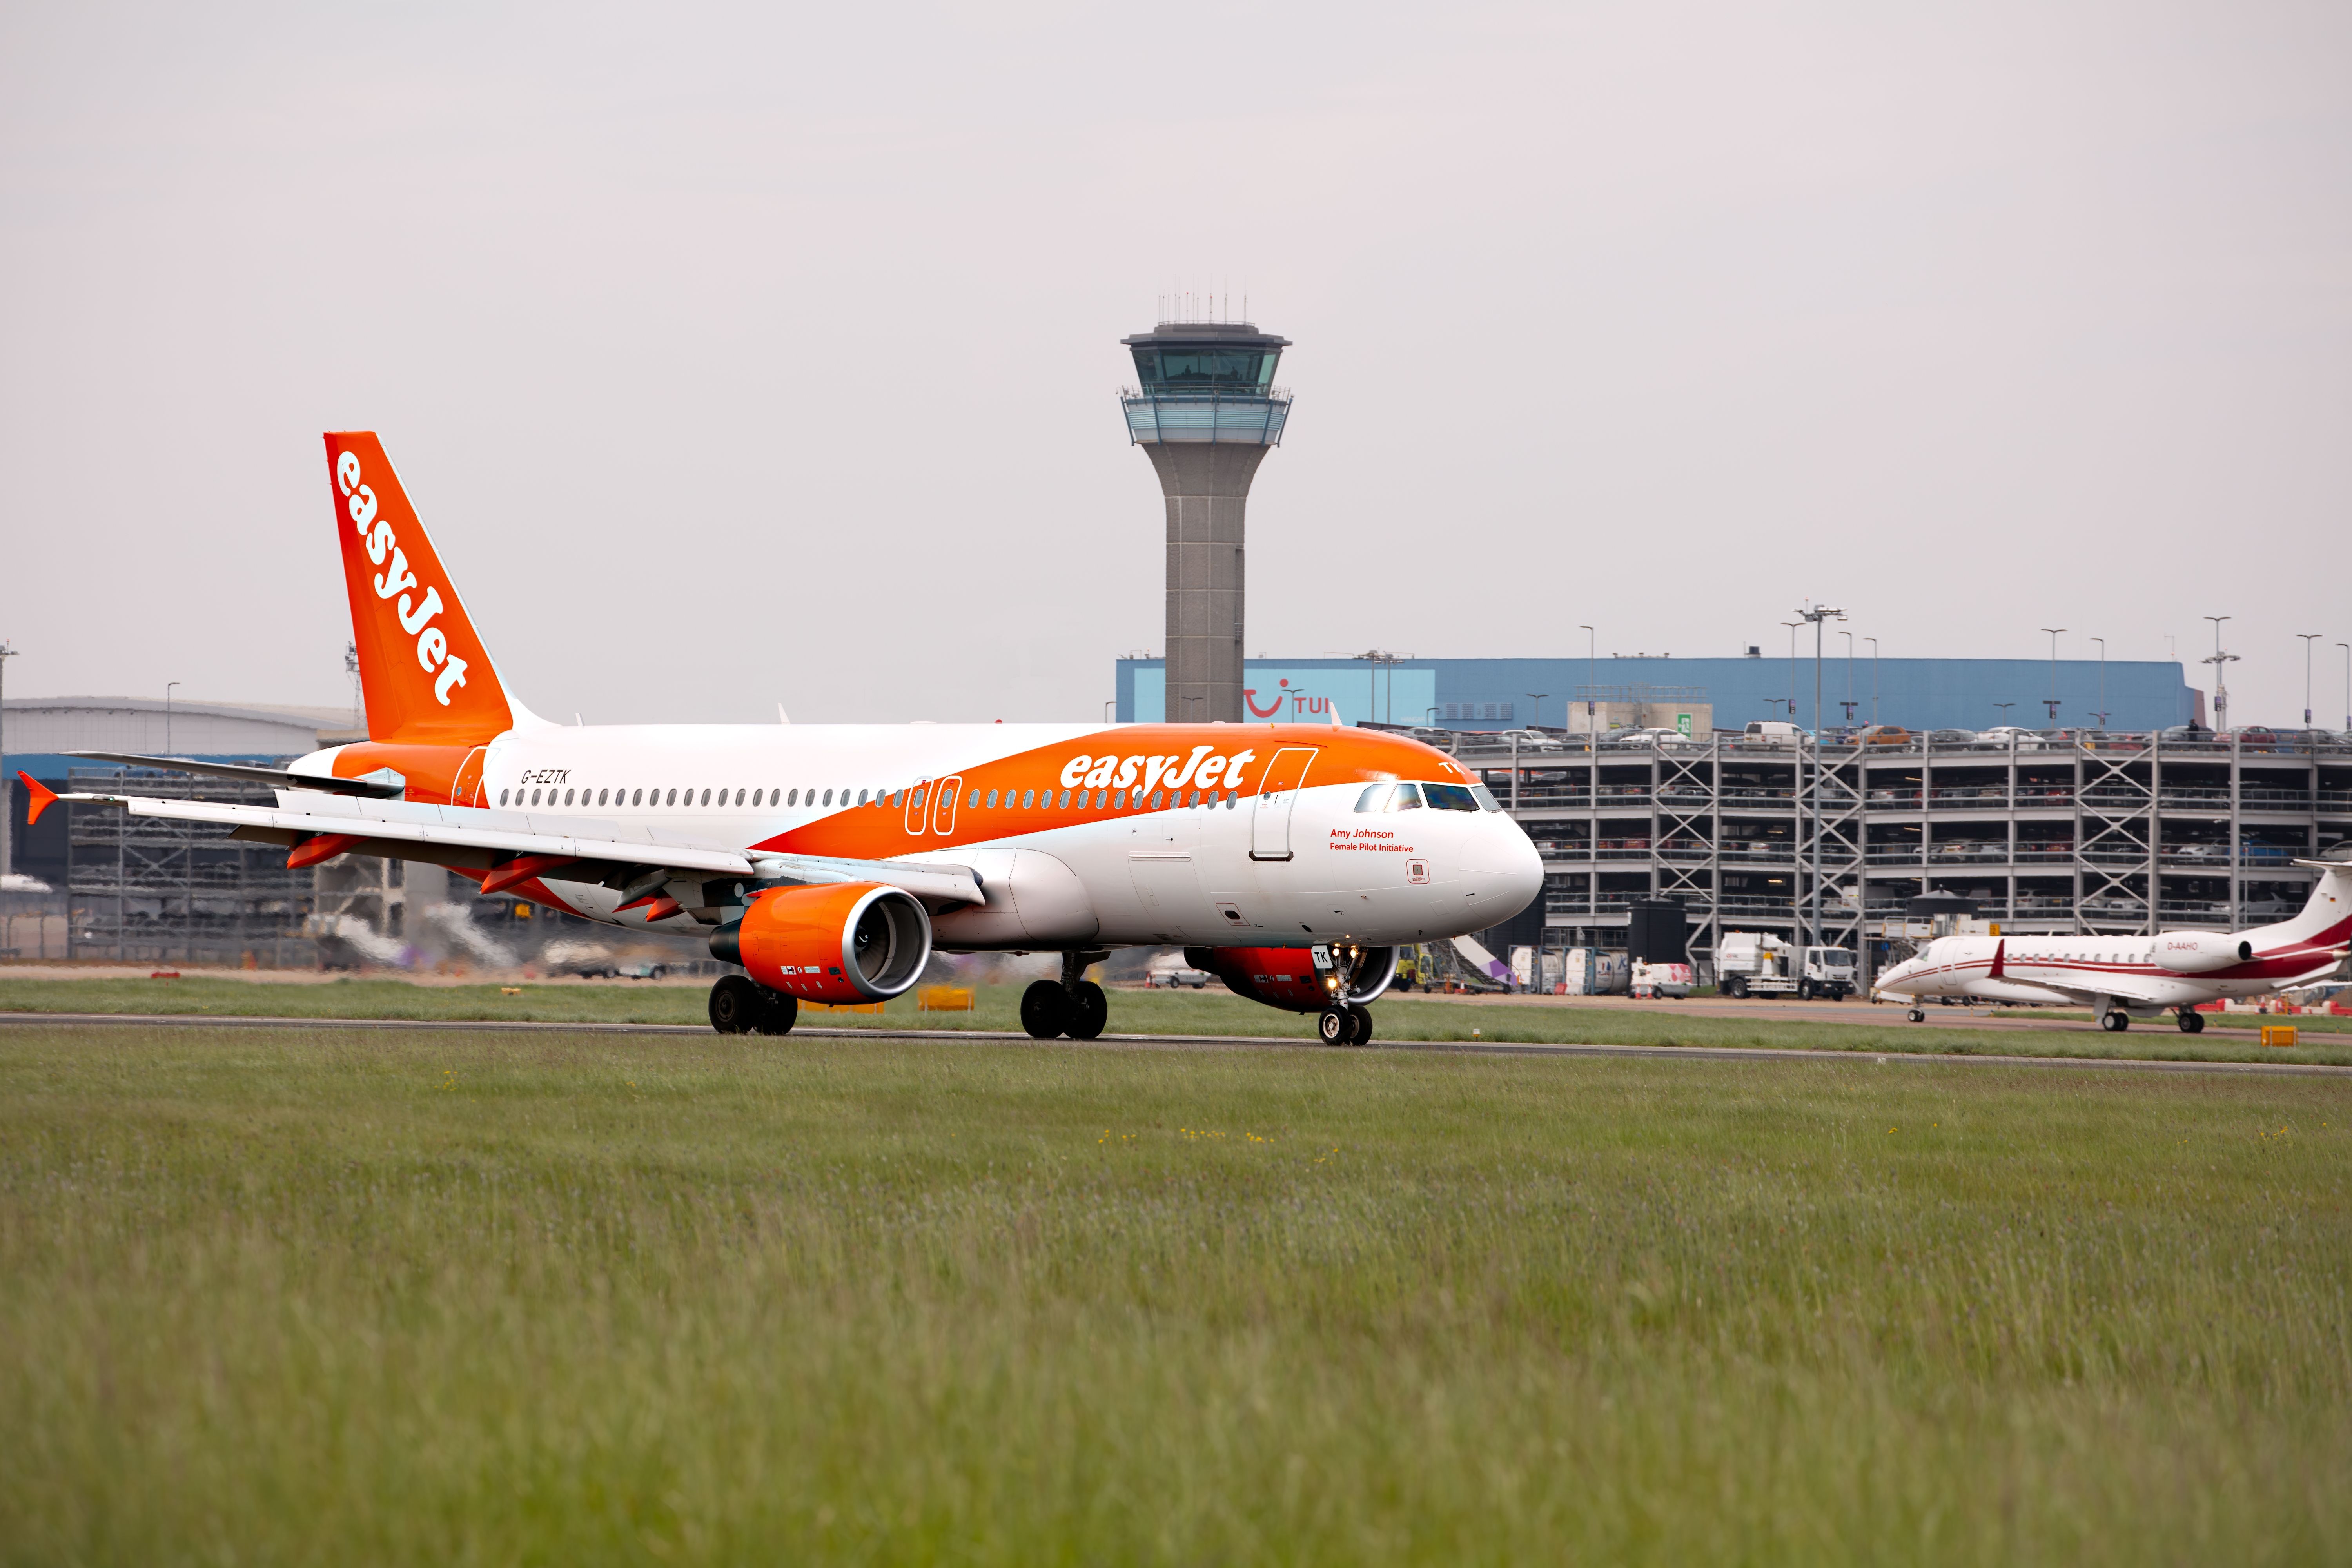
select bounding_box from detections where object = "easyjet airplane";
[21,433,1543,1042]
[1874,865,2351,1033]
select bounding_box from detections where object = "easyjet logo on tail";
[325,432,510,748]
[337,450,468,706]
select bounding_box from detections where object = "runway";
[3,1012,2346,1078]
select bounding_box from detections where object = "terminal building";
[1117,655,2346,970]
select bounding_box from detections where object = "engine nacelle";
[710,882,932,1002]
[1185,943,1398,1013]
[2153,930,2255,973]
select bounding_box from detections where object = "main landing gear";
[1022,951,1110,1041]
[2100,1009,2131,1033]
[709,975,799,1036]
[2176,1007,2205,1034]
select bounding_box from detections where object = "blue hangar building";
[1115,655,2203,734]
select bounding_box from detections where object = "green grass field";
[1,1023,2347,1563]
[2,973,2347,1065]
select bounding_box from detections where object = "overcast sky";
[4,1,2347,730]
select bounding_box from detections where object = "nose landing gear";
[1906,1007,1926,1022]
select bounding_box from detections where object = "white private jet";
[1875,858,2351,1033]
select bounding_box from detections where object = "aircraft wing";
[21,777,984,911]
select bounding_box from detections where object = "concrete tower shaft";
[1121,321,1291,725]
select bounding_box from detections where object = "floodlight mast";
[2298,634,2321,730]
[1795,604,1845,953]
[2201,615,2237,731]
[2040,628,2066,725]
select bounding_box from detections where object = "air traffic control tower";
[1120,320,1292,723]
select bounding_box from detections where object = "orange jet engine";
[710,883,933,1004]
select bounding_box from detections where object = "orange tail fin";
[325,433,514,745]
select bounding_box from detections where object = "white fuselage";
[310,720,1545,951]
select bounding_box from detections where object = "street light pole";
[1579,626,1596,737]
[2089,637,2107,729]
[2339,644,2350,732]
[165,681,180,757]
[1865,637,1878,724]
[0,640,16,884]
[1525,693,1548,731]
[2298,633,2321,731]
[1840,630,1856,728]
[2040,628,2066,726]
[1782,622,1802,720]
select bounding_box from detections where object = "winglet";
[16,773,57,826]
[1987,938,2005,980]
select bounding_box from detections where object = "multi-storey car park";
[1410,726,2352,976]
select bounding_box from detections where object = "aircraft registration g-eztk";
[1874,862,2351,1033]
[20,432,1543,1042]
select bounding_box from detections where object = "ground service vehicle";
[1715,933,1857,999]
[23,433,1543,1049]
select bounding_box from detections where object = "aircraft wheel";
[1317,1006,1355,1045]
[1066,981,1108,1041]
[1020,980,1069,1040]
[2177,1009,2205,1034]
[709,975,765,1034]
[755,992,799,1036]
[2101,1010,2130,1033]
[1907,1008,1926,1023]
[1347,1003,1375,1046]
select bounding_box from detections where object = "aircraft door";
[451,746,487,807]
[1250,747,1318,862]
[931,775,962,836]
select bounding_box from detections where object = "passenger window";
[751,789,762,806]
[1053,789,1065,808]
[787,789,797,806]
[1022,789,1035,808]
[597,788,608,806]
[912,788,924,810]
[666,789,677,806]
[858,789,869,806]
[530,788,542,806]
[821,789,832,806]
[1112,789,1125,808]
[968,790,979,809]
[1356,784,1392,812]
[697,789,708,806]
[1387,784,1423,812]
[735,788,745,806]
[499,789,510,806]
[987,789,1000,808]
[1152,790,1164,809]
[632,789,642,806]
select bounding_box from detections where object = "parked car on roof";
[1852,724,1911,746]
[1925,728,1977,745]
[1742,720,1804,744]
[1977,726,2047,748]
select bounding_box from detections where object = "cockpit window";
[1423,782,1479,811]
[1469,784,1503,812]
[1354,784,1392,812]
[1388,783,1425,812]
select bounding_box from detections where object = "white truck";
[1715,932,1858,1000]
